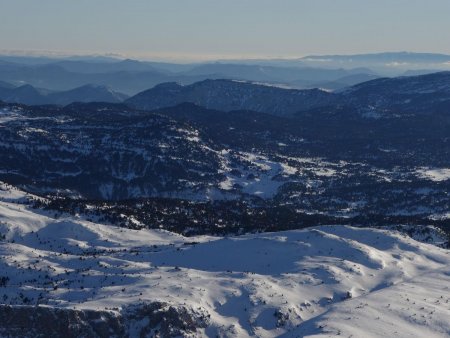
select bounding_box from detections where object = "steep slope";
[339,71,450,118]
[0,84,128,105]
[0,84,48,105]
[48,84,128,105]
[126,79,335,116]
[0,80,15,89]
[0,184,449,337]
[308,73,380,90]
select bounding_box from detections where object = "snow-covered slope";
[0,184,449,337]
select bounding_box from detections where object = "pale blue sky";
[1,0,450,60]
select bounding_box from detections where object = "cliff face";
[0,302,209,338]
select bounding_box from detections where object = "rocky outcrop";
[0,302,210,338]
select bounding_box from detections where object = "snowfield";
[0,184,449,337]
[417,168,450,182]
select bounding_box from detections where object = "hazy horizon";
[2,49,450,64]
[1,0,450,62]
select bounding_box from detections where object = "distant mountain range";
[0,52,449,96]
[299,52,450,75]
[302,51,450,64]
[127,72,450,118]
[2,71,450,118]
[0,83,128,105]
[0,59,378,95]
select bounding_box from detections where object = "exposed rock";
[0,303,209,338]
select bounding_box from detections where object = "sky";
[1,0,450,61]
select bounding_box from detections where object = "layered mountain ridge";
[0,83,128,106]
[127,72,450,118]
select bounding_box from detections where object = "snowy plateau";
[0,183,449,337]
